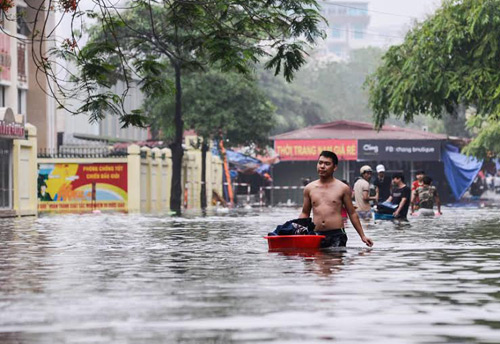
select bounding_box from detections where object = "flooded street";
[1,207,500,343]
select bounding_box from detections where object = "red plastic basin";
[264,235,325,250]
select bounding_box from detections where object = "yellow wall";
[136,143,222,212]
[180,138,224,210]
[36,141,223,214]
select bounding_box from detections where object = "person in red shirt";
[411,170,425,211]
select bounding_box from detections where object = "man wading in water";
[299,151,374,248]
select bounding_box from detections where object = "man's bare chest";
[310,188,343,207]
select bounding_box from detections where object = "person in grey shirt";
[353,165,377,220]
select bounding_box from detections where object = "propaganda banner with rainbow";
[37,163,128,213]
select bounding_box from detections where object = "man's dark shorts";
[315,229,347,248]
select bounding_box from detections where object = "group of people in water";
[352,162,442,221]
[297,150,443,249]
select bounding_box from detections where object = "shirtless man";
[299,151,374,248]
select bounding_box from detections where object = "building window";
[0,139,12,209]
[0,10,6,28]
[352,24,365,39]
[0,86,5,107]
[331,25,344,39]
[18,89,26,116]
[17,42,27,83]
[347,4,368,16]
[17,7,30,36]
[330,45,342,56]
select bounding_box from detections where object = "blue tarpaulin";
[213,146,269,175]
[442,144,483,200]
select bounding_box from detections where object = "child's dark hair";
[319,150,339,165]
[423,176,432,185]
[392,172,404,181]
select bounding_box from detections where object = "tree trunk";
[200,141,208,209]
[169,63,184,215]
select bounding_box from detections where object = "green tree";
[366,0,500,159]
[61,1,324,214]
[256,47,387,135]
[146,70,275,208]
[296,47,385,122]
[258,70,325,134]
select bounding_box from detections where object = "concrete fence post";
[140,146,152,212]
[12,123,37,216]
[162,148,172,211]
[127,144,141,212]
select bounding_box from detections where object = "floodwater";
[1,206,500,343]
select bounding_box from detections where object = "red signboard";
[275,139,358,161]
[38,162,128,213]
[0,120,25,139]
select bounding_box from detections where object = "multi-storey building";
[316,1,371,60]
[57,79,149,150]
[0,0,57,213]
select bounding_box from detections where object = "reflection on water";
[1,207,500,343]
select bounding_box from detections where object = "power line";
[323,2,418,20]
[330,27,406,40]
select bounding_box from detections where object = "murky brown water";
[1,206,500,343]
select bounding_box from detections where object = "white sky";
[365,0,441,45]
[369,0,441,25]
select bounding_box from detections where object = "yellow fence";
[37,143,223,214]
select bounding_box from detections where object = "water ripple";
[1,207,500,343]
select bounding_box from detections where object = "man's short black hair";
[392,172,404,181]
[416,170,425,175]
[423,176,432,185]
[319,151,339,165]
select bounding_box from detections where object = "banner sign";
[358,140,442,161]
[275,139,357,161]
[0,120,24,139]
[37,163,128,212]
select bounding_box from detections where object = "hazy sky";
[369,0,441,24]
[366,0,441,45]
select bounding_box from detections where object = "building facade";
[270,120,457,205]
[0,0,53,216]
[317,1,371,60]
[57,80,149,147]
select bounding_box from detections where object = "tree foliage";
[258,70,325,134]
[146,70,276,149]
[366,0,500,158]
[46,0,324,213]
[52,0,325,126]
[297,47,385,122]
[256,47,387,134]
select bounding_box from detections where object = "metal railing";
[38,147,128,158]
[182,180,304,208]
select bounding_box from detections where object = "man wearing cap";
[353,165,377,220]
[373,164,391,203]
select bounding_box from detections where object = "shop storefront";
[273,138,358,205]
[270,120,452,205]
[0,108,25,215]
